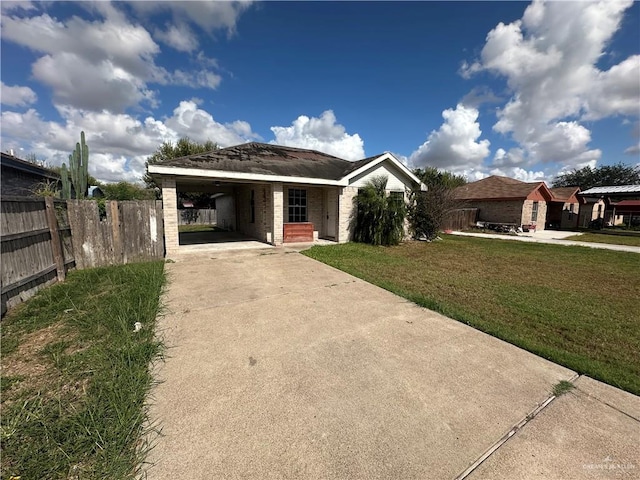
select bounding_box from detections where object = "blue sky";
[1,1,639,184]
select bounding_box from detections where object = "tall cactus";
[69,131,89,199]
[60,163,71,199]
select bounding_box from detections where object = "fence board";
[442,208,479,231]
[178,208,217,225]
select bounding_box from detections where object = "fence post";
[44,196,66,282]
[110,201,123,264]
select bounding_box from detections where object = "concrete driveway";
[143,248,639,479]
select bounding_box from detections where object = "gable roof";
[149,142,423,188]
[549,186,580,202]
[454,175,552,201]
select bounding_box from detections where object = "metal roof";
[580,185,640,195]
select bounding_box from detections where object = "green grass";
[1,261,165,479]
[564,232,640,247]
[303,236,640,395]
[178,224,223,233]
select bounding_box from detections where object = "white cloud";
[490,167,547,183]
[129,1,253,36]
[155,23,198,52]
[0,4,236,113]
[409,104,490,172]
[1,82,37,107]
[270,110,365,161]
[1,101,260,183]
[462,0,638,171]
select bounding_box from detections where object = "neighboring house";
[148,142,424,253]
[578,185,640,228]
[453,175,553,231]
[1,151,60,197]
[547,187,580,230]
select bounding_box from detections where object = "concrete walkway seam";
[455,372,581,480]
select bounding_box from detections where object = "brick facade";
[465,199,548,230]
[337,186,358,243]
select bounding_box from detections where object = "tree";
[552,163,640,189]
[408,167,466,241]
[101,182,156,201]
[144,137,218,190]
[353,176,406,246]
[414,166,467,189]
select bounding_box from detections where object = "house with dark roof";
[547,186,580,230]
[148,142,424,253]
[1,152,60,197]
[453,175,555,231]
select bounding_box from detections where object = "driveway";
[144,248,639,479]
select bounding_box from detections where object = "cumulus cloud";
[0,4,234,112]
[490,167,547,183]
[270,110,365,161]
[409,104,490,172]
[462,0,638,171]
[1,82,37,107]
[1,101,260,183]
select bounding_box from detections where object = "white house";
[148,142,424,254]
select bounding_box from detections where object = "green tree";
[408,167,466,241]
[353,176,406,246]
[101,182,156,201]
[144,137,218,190]
[414,166,467,189]
[552,163,640,189]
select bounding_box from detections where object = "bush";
[353,176,406,246]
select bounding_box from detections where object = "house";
[547,187,580,230]
[453,175,554,231]
[1,151,60,197]
[578,185,640,228]
[148,142,424,254]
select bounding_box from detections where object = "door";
[326,190,337,238]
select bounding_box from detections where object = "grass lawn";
[1,261,165,479]
[564,232,640,247]
[304,236,640,395]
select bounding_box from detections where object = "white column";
[337,186,358,243]
[271,183,284,246]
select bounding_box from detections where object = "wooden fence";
[1,198,164,316]
[442,208,479,231]
[178,208,217,225]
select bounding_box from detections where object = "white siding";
[348,162,410,191]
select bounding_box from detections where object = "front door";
[326,190,336,238]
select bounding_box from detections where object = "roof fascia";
[342,153,424,189]
[148,165,346,186]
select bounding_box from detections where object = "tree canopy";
[413,166,467,189]
[144,137,218,189]
[552,163,640,189]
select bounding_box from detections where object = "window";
[250,189,255,223]
[288,188,307,222]
[390,191,404,209]
[531,201,539,222]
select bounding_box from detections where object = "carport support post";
[162,177,179,255]
[271,183,284,246]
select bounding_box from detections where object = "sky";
[1,0,639,184]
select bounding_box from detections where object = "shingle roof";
[549,186,580,202]
[156,142,368,181]
[454,175,547,200]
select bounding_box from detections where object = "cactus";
[60,163,71,199]
[68,131,89,199]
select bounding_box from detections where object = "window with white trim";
[288,188,307,222]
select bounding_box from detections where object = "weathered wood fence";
[1,198,164,316]
[442,208,479,231]
[178,208,217,225]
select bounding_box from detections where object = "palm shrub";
[353,176,406,246]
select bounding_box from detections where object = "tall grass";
[1,261,165,479]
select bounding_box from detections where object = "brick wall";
[337,186,358,243]
[283,185,323,239]
[468,200,524,224]
[521,200,547,231]
[236,184,271,242]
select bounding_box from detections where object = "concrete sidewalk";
[143,249,639,479]
[451,231,640,254]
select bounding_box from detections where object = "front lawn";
[1,261,165,479]
[303,236,640,395]
[564,232,640,247]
